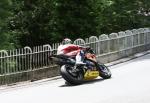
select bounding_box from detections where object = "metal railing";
[0,28,150,85]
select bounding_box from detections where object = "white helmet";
[62,38,72,45]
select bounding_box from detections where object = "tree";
[9,0,150,48]
[10,0,56,47]
[10,0,99,47]
[95,0,150,34]
[0,0,14,50]
[53,0,98,40]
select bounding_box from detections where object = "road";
[0,53,150,103]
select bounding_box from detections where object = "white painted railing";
[0,28,150,85]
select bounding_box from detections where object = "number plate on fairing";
[84,70,99,80]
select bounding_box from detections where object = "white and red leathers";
[57,44,85,65]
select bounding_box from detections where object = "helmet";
[62,38,72,45]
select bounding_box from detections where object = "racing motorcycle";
[49,48,111,85]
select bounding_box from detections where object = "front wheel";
[60,65,84,85]
[98,64,111,79]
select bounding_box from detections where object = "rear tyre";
[60,65,83,85]
[98,64,111,79]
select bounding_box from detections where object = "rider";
[57,38,87,65]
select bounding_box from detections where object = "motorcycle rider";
[57,38,87,65]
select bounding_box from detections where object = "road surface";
[0,53,150,103]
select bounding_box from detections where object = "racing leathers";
[57,44,86,65]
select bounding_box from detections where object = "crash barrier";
[0,28,150,86]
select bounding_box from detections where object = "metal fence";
[0,28,150,86]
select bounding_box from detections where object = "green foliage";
[0,0,15,50]
[9,0,98,47]
[0,0,150,49]
[53,0,98,40]
[95,0,150,34]
[9,0,56,47]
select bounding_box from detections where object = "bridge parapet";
[0,28,150,86]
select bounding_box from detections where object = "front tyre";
[98,64,111,79]
[60,65,83,85]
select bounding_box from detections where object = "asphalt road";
[0,53,150,103]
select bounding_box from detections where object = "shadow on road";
[59,78,106,87]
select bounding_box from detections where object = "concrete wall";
[0,28,150,85]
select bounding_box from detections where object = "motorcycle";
[49,48,111,85]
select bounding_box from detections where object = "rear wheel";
[98,64,111,79]
[60,65,84,85]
